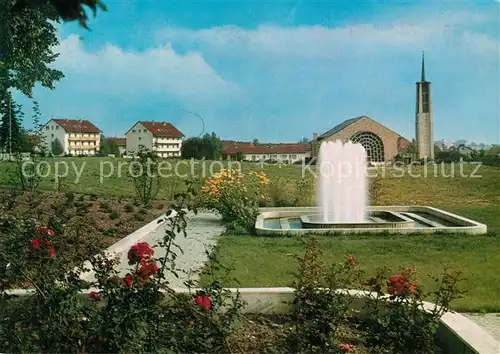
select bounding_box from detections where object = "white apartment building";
[125,121,184,158]
[41,118,101,156]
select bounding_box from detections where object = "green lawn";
[205,234,499,312]
[0,157,305,198]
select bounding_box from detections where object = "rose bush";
[291,237,464,354]
[0,187,244,353]
[199,168,269,232]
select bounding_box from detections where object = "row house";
[41,118,101,156]
[125,121,184,158]
[221,141,312,163]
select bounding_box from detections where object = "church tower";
[415,52,434,160]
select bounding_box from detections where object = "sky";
[15,0,500,144]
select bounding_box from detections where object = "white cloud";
[54,35,242,103]
[156,19,498,61]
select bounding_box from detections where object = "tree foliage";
[99,136,120,156]
[10,0,107,29]
[0,1,64,98]
[0,90,24,153]
[51,137,63,156]
[181,133,222,160]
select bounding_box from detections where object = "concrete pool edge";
[255,206,487,235]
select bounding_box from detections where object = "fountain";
[317,140,367,223]
[254,140,487,235]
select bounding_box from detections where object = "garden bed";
[0,189,171,247]
[227,313,442,353]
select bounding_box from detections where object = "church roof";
[316,117,362,140]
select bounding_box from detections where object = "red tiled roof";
[222,141,311,155]
[51,119,101,134]
[139,121,184,138]
[106,137,126,146]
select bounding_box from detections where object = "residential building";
[41,118,101,156]
[125,121,184,158]
[222,141,312,163]
[106,137,126,156]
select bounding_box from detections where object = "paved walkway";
[144,211,225,287]
[462,313,500,343]
[82,211,224,287]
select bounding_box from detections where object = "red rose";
[136,258,160,279]
[194,295,212,310]
[346,255,358,266]
[127,242,154,265]
[47,245,56,257]
[408,281,418,294]
[31,238,43,249]
[387,274,406,296]
[123,273,133,288]
[339,343,356,352]
[36,227,55,237]
[88,291,102,301]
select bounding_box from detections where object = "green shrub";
[290,237,464,354]
[124,203,134,213]
[134,213,145,221]
[102,227,118,237]
[267,177,293,207]
[65,192,75,204]
[109,210,120,220]
[199,169,269,232]
[293,176,314,206]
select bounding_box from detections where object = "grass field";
[1,157,499,311]
[0,157,304,198]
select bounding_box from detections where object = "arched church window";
[350,132,385,162]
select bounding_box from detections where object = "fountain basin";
[300,211,415,229]
[256,206,487,235]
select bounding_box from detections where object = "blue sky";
[16,0,500,144]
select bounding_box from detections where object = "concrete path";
[81,210,224,287]
[462,313,500,343]
[143,211,225,287]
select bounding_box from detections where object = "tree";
[51,138,64,156]
[99,136,120,156]
[1,1,64,98]
[10,0,107,29]
[181,133,222,160]
[0,91,24,153]
[405,139,417,155]
[252,138,259,145]
[487,146,500,157]
[298,137,309,143]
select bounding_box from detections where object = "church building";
[312,53,434,164]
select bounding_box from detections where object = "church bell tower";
[415,52,434,160]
